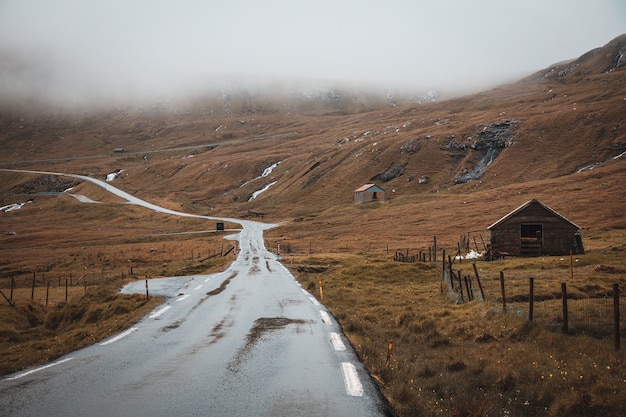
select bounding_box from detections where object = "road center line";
[100,327,138,346]
[149,305,171,319]
[193,284,203,291]
[320,310,331,325]
[204,277,211,282]
[330,332,346,351]
[176,294,190,302]
[341,362,364,396]
[5,357,74,381]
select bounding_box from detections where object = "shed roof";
[487,199,581,230]
[354,184,385,193]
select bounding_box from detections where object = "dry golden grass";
[283,248,626,417]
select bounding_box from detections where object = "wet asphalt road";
[0,170,395,417]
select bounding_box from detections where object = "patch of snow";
[261,162,280,177]
[0,202,26,213]
[614,149,626,160]
[248,181,277,201]
[106,170,124,181]
[240,161,281,188]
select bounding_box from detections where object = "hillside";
[2,35,625,252]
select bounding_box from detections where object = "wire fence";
[442,267,626,349]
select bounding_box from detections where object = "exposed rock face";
[9,175,80,193]
[448,120,520,184]
[371,162,407,182]
[609,46,626,71]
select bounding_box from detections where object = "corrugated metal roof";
[354,184,384,192]
[487,199,580,230]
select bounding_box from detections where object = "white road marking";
[149,305,171,319]
[5,357,74,381]
[330,332,346,351]
[193,284,203,291]
[204,277,211,282]
[100,327,138,346]
[309,297,320,306]
[300,289,308,295]
[176,294,190,302]
[341,362,364,396]
[320,310,331,325]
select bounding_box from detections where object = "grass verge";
[283,247,626,417]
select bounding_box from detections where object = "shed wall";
[489,203,580,256]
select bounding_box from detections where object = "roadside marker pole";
[145,276,149,300]
[385,340,393,370]
[319,280,323,301]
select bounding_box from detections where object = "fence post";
[472,263,485,301]
[31,271,36,300]
[65,278,69,302]
[614,283,620,351]
[464,276,472,301]
[11,276,14,300]
[457,271,464,302]
[433,236,437,263]
[562,282,569,334]
[529,277,534,321]
[500,271,506,311]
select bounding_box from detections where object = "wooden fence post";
[464,276,472,301]
[562,282,569,334]
[499,271,506,311]
[31,271,36,300]
[457,271,464,302]
[65,278,69,302]
[472,263,485,301]
[433,236,437,263]
[614,283,620,351]
[529,277,534,321]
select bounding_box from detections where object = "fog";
[0,0,624,106]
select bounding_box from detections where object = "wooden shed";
[354,184,386,204]
[487,199,583,256]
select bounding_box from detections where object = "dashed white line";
[320,310,331,325]
[193,284,203,291]
[309,297,320,306]
[300,289,309,295]
[176,294,190,302]
[204,277,211,282]
[149,305,171,319]
[100,327,138,346]
[341,362,364,396]
[5,357,74,381]
[329,332,346,351]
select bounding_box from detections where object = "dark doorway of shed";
[373,192,381,200]
[521,224,542,255]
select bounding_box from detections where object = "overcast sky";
[0,0,624,104]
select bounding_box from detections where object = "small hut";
[487,199,583,257]
[354,184,386,204]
